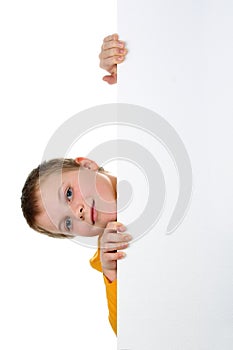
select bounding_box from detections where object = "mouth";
[91,200,95,225]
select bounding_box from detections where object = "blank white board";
[117,1,233,349]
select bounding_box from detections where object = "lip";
[91,200,96,225]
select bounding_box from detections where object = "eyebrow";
[56,182,74,236]
[58,219,64,232]
[57,182,66,232]
[58,182,64,202]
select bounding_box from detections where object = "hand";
[99,221,132,282]
[99,33,128,85]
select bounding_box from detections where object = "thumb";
[103,74,117,85]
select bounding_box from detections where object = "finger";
[103,75,117,85]
[103,223,126,236]
[102,228,118,237]
[102,40,125,51]
[101,47,127,59]
[102,241,129,252]
[100,57,124,71]
[105,221,125,230]
[104,232,132,243]
[103,33,119,42]
[104,251,126,261]
[101,222,126,239]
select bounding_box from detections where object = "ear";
[74,157,99,171]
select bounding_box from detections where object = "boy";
[21,35,129,335]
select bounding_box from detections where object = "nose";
[71,203,85,221]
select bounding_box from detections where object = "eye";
[66,187,73,201]
[65,217,72,231]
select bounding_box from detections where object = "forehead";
[39,169,77,191]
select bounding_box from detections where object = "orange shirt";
[89,248,117,335]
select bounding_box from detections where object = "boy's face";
[36,168,117,237]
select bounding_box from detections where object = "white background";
[2,1,233,350]
[117,0,233,349]
[0,1,118,349]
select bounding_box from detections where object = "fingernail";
[119,49,124,53]
[118,41,124,48]
[125,234,132,241]
[118,225,127,232]
[121,252,126,258]
[118,56,124,60]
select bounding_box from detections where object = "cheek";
[101,210,117,224]
[73,221,104,237]
[75,173,95,199]
[95,178,114,202]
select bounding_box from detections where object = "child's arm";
[99,33,128,85]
